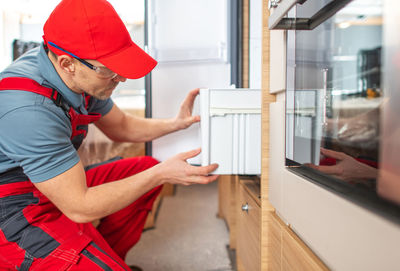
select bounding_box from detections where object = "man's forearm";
[96,105,181,143]
[34,149,219,224]
[34,161,162,224]
[74,168,160,222]
[118,113,179,143]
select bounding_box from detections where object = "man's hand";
[173,88,201,130]
[153,148,219,185]
[33,148,218,224]
[306,148,377,182]
[96,88,203,143]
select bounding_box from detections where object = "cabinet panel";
[282,227,329,271]
[268,212,329,271]
[200,88,261,175]
[218,176,231,221]
[269,30,286,93]
[218,175,238,249]
[269,213,282,271]
[237,181,261,271]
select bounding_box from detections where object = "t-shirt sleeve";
[89,97,114,116]
[0,106,80,183]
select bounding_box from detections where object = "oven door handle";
[269,0,353,30]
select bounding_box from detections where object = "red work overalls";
[0,77,162,270]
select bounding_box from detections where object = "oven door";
[272,0,400,222]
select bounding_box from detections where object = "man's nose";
[113,74,127,82]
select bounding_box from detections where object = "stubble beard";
[89,82,119,100]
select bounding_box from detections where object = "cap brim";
[98,42,157,79]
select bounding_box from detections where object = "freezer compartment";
[200,88,261,175]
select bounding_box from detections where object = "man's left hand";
[173,88,201,130]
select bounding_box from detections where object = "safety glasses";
[48,41,118,79]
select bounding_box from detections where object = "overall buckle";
[51,88,63,107]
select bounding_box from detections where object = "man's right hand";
[306,148,377,182]
[153,148,219,186]
[33,148,218,224]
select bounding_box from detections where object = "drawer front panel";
[200,88,261,175]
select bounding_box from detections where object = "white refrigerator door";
[148,0,230,165]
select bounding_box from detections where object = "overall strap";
[0,77,101,150]
[0,77,63,106]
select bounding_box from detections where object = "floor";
[125,181,233,271]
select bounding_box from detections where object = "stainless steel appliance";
[269,0,400,222]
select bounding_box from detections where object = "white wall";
[249,0,262,89]
[0,1,147,98]
[0,1,59,70]
[0,10,20,70]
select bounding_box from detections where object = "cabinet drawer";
[237,181,261,271]
[200,88,261,175]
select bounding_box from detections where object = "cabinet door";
[237,181,261,271]
[200,88,261,174]
[282,228,329,271]
[269,213,329,271]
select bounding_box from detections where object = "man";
[0,0,218,270]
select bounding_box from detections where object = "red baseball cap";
[43,0,157,79]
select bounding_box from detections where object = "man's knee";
[110,156,159,178]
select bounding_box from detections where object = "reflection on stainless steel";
[322,68,328,126]
[284,0,400,213]
[289,0,382,164]
[337,107,379,147]
[377,0,400,205]
[329,67,380,86]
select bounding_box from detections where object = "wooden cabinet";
[218,178,329,271]
[268,212,329,271]
[217,175,238,249]
[237,178,261,271]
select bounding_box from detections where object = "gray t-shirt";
[0,44,113,182]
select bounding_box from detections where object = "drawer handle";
[241,203,249,213]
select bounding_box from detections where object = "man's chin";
[92,86,117,100]
[94,93,112,100]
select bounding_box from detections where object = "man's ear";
[57,55,76,74]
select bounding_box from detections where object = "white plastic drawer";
[200,88,261,175]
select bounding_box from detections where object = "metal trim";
[269,0,353,30]
[268,0,304,29]
[145,0,152,156]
